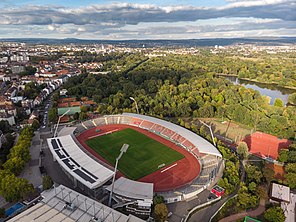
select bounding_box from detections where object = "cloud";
[0,1,295,39]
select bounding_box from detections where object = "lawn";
[85,128,184,180]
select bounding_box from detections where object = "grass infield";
[85,128,184,180]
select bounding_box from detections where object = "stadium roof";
[47,135,113,189]
[106,177,153,201]
[8,185,144,222]
[271,183,290,203]
[58,106,81,116]
[122,113,221,157]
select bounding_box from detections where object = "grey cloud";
[0,1,295,27]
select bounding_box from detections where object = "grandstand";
[47,135,113,197]
[64,113,222,203]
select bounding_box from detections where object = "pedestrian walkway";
[19,131,42,188]
[219,199,265,222]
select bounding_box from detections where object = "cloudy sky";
[0,0,295,39]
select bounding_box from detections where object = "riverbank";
[215,74,296,91]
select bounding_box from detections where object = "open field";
[85,128,184,180]
[197,118,253,143]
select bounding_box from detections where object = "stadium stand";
[161,128,175,138]
[139,120,154,130]
[93,117,106,126]
[47,135,113,197]
[150,124,165,134]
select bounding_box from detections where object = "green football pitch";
[85,128,184,180]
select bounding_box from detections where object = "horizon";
[0,0,295,40]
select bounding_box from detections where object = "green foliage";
[0,171,34,202]
[285,163,296,173]
[19,66,37,77]
[0,120,12,133]
[274,98,284,107]
[21,82,46,99]
[255,185,268,199]
[263,166,275,185]
[153,195,164,205]
[245,165,263,184]
[42,175,53,190]
[31,119,40,131]
[278,149,289,163]
[236,183,258,210]
[48,108,58,123]
[237,142,249,159]
[264,206,285,222]
[288,93,296,105]
[284,173,296,189]
[154,203,168,222]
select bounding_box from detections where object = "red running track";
[77,124,200,192]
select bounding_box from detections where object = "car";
[42,125,46,129]
[45,111,48,114]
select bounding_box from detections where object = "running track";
[77,124,200,192]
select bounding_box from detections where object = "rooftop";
[47,135,113,189]
[8,185,144,222]
[271,183,290,203]
[106,177,153,201]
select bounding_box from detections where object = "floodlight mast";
[108,144,129,207]
[200,121,216,146]
[54,109,70,138]
[129,97,139,114]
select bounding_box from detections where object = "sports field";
[85,128,184,180]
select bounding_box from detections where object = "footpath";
[218,199,265,222]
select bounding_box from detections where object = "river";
[222,76,295,105]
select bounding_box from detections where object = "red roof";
[58,97,76,103]
[243,132,291,160]
[69,101,81,107]
[83,100,96,105]
[60,115,70,123]
[58,102,69,108]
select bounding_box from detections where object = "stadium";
[47,113,223,212]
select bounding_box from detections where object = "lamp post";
[108,144,129,207]
[129,97,139,114]
[54,109,70,137]
[200,121,216,146]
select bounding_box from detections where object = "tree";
[288,93,296,105]
[31,119,40,131]
[256,185,268,199]
[0,120,12,134]
[284,172,296,189]
[154,203,168,222]
[274,98,284,107]
[0,174,34,202]
[42,175,53,190]
[237,142,249,159]
[263,167,274,185]
[278,149,289,163]
[153,195,164,205]
[2,157,26,175]
[264,206,285,222]
[245,165,263,183]
[48,108,58,123]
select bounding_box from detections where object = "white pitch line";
[161,163,178,173]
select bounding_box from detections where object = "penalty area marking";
[88,129,119,139]
[161,163,177,173]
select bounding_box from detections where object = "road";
[188,160,245,222]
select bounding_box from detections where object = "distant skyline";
[0,0,295,40]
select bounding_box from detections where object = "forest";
[63,53,296,140]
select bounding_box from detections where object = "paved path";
[218,199,265,222]
[19,131,42,188]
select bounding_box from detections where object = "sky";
[0,0,295,40]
